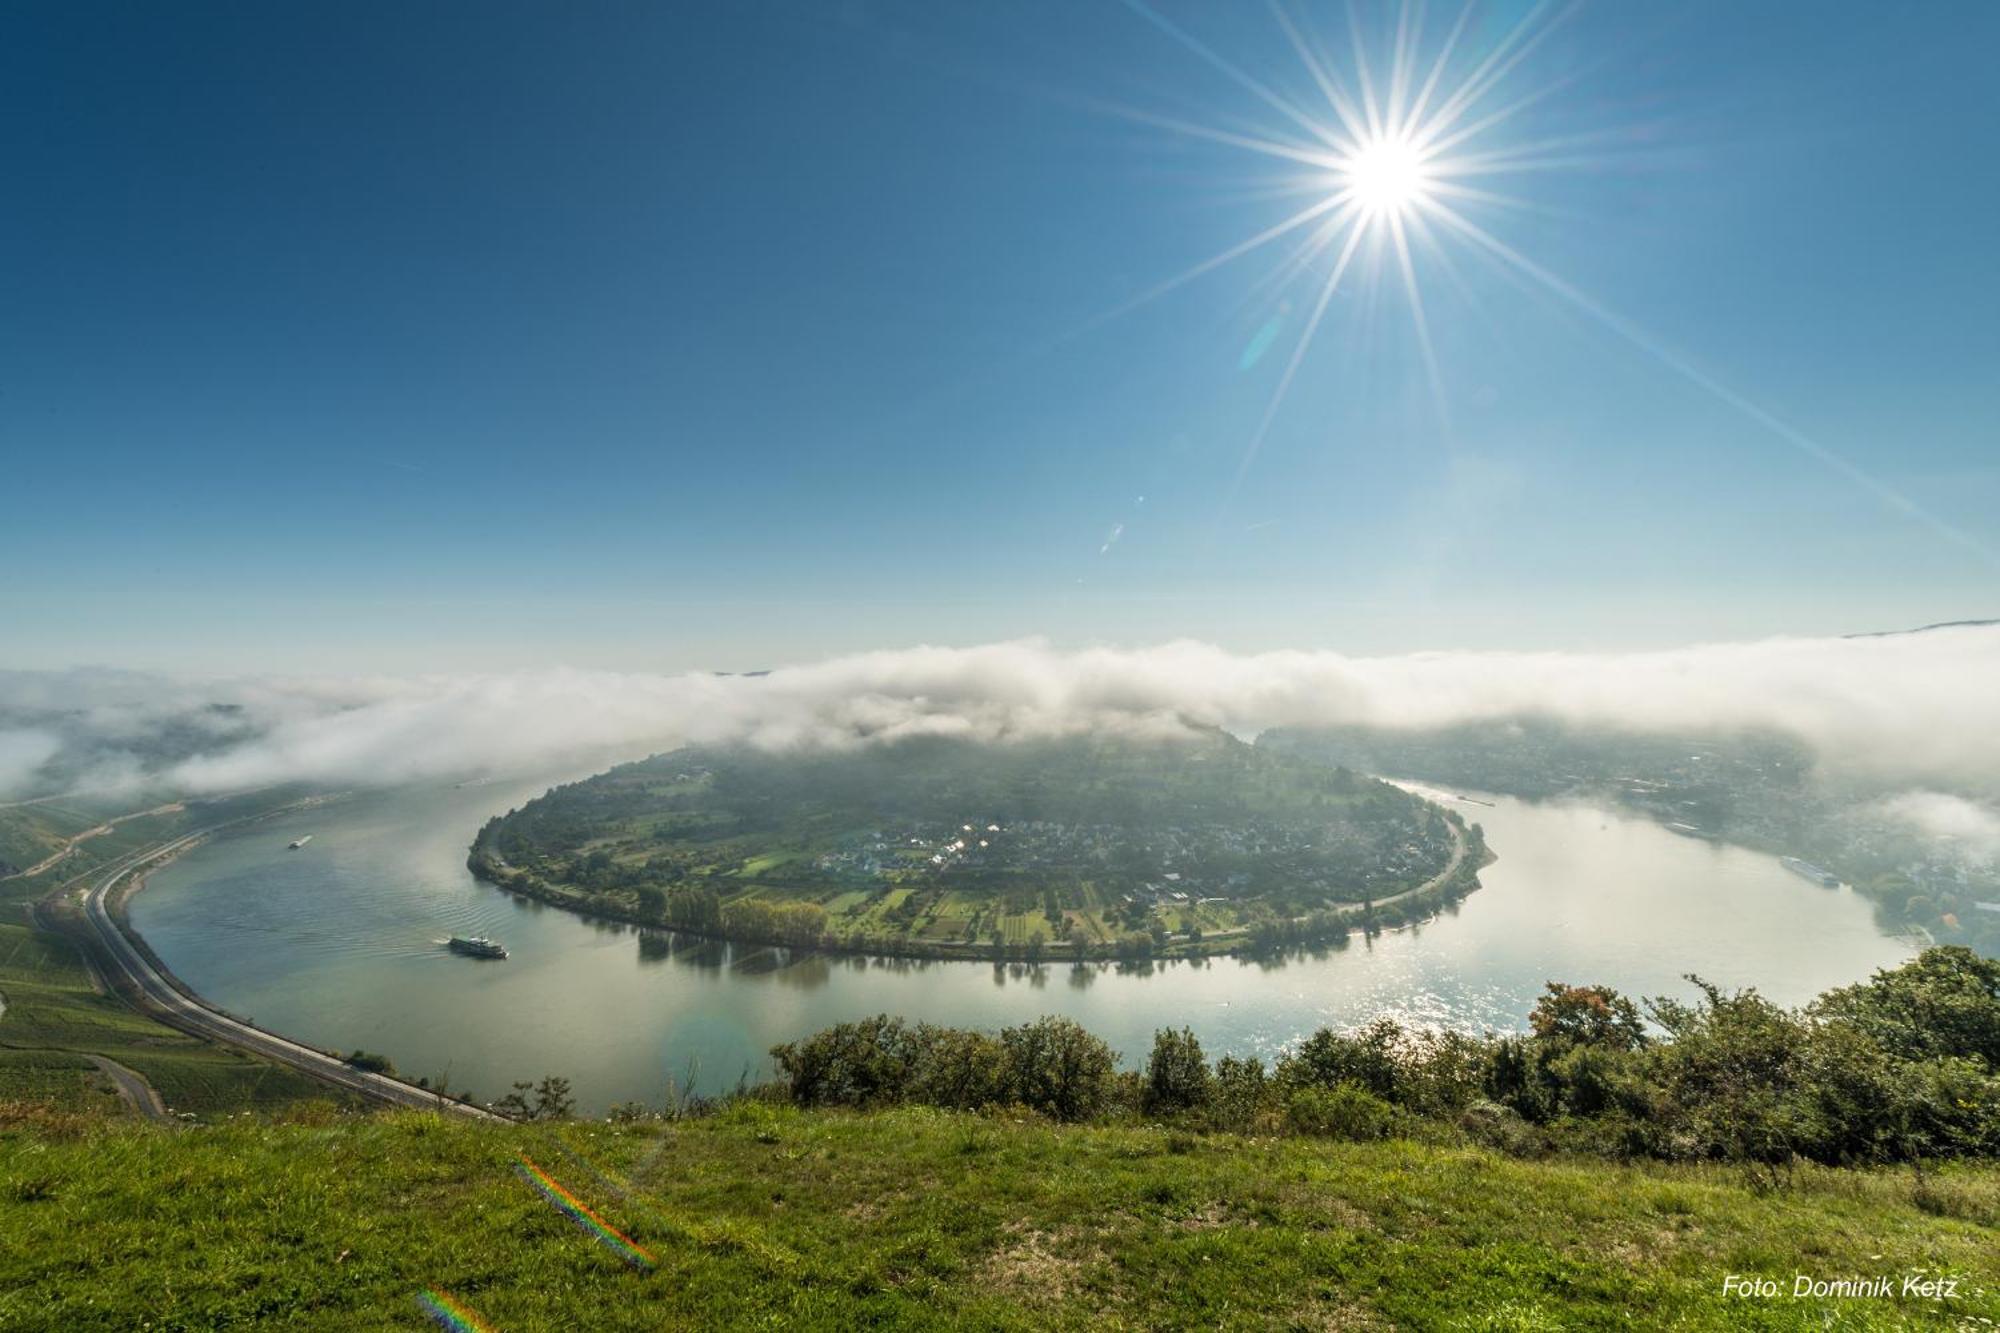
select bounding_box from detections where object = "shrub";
[1143,1027,1212,1116]
[1396,1028,1490,1117]
[909,1025,1009,1111]
[1277,1019,1405,1101]
[1001,1017,1116,1122]
[752,949,2000,1170]
[1457,1099,1545,1156]
[771,1016,921,1108]
[1209,1055,1271,1133]
[1484,1036,1558,1123]
[1813,946,2000,1066]
[1544,1043,1648,1120]
[1286,1083,1398,1141]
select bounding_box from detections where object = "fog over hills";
[2,625,1995,836]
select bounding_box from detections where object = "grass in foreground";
[2,1103,1995,1330]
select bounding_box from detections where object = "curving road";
[71,836,505,1121]
[1195,816,1473,943]
[84,1054,169,1121]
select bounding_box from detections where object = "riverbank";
[465,819,1490,966]
[130,777,1913,1116]
[1,838,337,1116]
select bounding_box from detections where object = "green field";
[1,1104,1994,1330]
[0,1050,116,1111]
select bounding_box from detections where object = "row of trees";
[774,1015,1118,1122]
[769,948,2000,1170]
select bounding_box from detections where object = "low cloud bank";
[1,624,1996,800]
[0,729,62,795]
[1878,792,2000,866]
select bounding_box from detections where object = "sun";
[1340,133,1431,219]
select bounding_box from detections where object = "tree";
[497,1074,576,1121]
[1144,1027,1212,1115]
[1001,1017,1116,1121]
[1529,983,1647,1051]
[1813,947,2000,1066]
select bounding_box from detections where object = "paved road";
[72,837,505,1121]
[83,1054,170,1121]
[1198,817,1474,943]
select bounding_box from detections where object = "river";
[131,774,1914,1115]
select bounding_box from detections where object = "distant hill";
[1843,617,1999,638]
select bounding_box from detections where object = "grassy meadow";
[2,1103,1995,1330]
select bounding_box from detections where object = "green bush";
[1001,1017,1115,1122]
[1276,1018,1404,1101]
[909,1025,1009,1111]
[1457,1099,1545,1156]
[771,1016,921,1108]
[1286,1083,1398,1141]
[760,950,2000,1171]
[1143,1027,1211,1116]
[1208,1055,1271,1133]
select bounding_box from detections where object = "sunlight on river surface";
[133,774,1913,1115]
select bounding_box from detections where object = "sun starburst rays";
[1095,1,2000,568]
[1141,0,1572,479]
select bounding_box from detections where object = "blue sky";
[4,1,1996,673]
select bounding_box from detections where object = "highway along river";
[131,773,1914,1116]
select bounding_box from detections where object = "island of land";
[468,730,1489,961]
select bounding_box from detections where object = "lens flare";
[416,1289,496,1333]
[515,1153,658,1270]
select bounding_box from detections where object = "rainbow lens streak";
[416,1288,496,1332]
[515,1153,658,1270]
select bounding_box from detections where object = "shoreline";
[41,803,503,1118]
[466,818,1491,967]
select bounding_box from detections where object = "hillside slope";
[2,1105,1994,1330]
